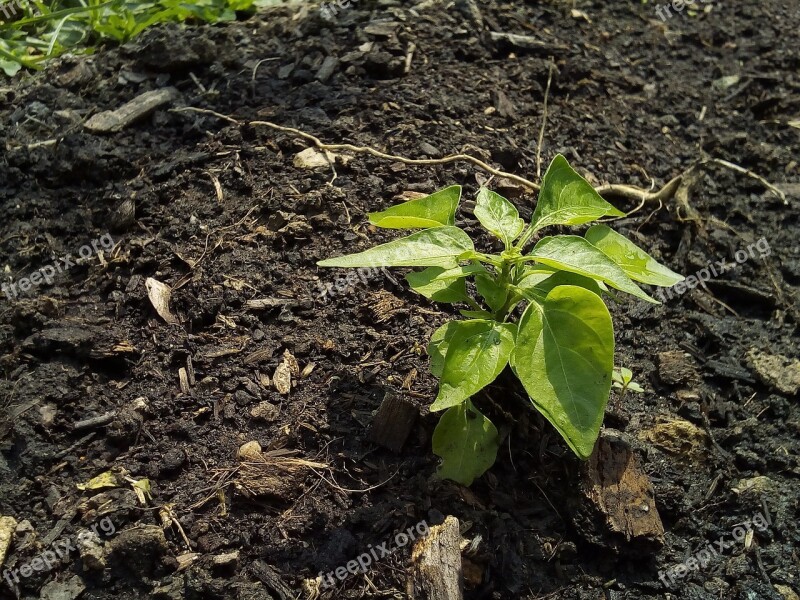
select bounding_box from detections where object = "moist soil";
[1,1,799,598]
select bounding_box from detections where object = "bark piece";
[657,350,700,386]
[368,392,418,452]
[408,516,464,600]
[251,561,294,600]
[572,430,664,555]
[85,87,177,133]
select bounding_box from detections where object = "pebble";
[250,401,280,422]
[161,448,187,473]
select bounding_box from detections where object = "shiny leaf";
[369,185,461,229]
[512,286,615,459]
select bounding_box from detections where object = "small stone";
[40,575,86,600]
[293,147,335,170]
[131,397,150,413]
[639,418,708,460]
[775,585,800,600]
[108,526,168,573]
[0,515,18,568]
[657,350,700,386]
[747,350,800,395]
[162,448,187,473]
[732,476,779,497]
[110,198,136,231]
[241,379,263,399]
[250,402,280,422]
[237,441,262,461]
[78,531,107,571]
[212,550,239,571]
[725,553,750,578]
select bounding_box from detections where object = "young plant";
[318,155,683,485]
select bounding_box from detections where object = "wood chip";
[273,361,292,395]
[368,392,418,452]
[251,561,295,600]
[186,356,195,386]
[489,32,569,53]
[408,516,463,600]
[85,87,177,133]
[246,298,297,310]
[178,368,190,393]
[282,350,299,377]
[145,277,178,324]
[573,431,664,554]
[245,348,275,364]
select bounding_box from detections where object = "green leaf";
[475,274,508,312]
[516,265,606,303]
[529,236,658,303]
[406,264,486,304]
[511,286,614,459]
[459,309,493,319]
[431,320,516,412]
[531,155,625,232]
[585,224,684,287]
[474,188,525,248]
[432,399,500,486]
[318,226,474,268]
[369,185,461,229]
[428,321,461,378]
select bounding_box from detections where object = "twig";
[170,107,785,212]
[705,158,787,204]
[173,106,541,191]
[73,410,117,431]
[536,58,555,180]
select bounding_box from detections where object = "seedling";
[613,366,645,396]
[319,155,683,485]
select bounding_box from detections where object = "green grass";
[0,0,257,76]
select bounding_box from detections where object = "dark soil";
[1,0,799,599]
